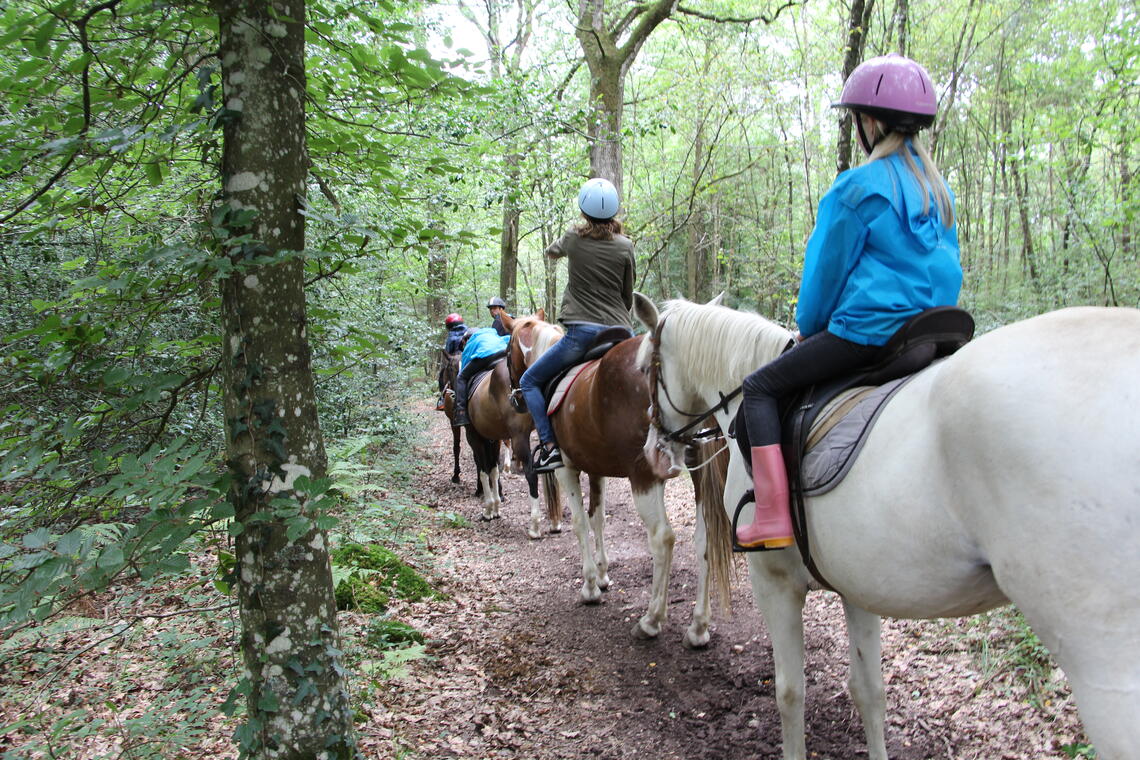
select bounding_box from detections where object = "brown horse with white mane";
[502,311,730,646]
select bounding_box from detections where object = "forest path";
[361,401,1086,759]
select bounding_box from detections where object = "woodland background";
[0,0,1135,756]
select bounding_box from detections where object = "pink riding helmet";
[833,53,937,132]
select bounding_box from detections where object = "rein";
[647,316,742,446]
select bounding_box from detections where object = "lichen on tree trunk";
[215,0,355,757]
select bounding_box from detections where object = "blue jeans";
[520,323,607,445]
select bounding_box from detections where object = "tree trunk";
[499,154,521,303]
[894,0,908,56]
[836,0,874,175]
[216,0,354,756]
[575,0,677,187]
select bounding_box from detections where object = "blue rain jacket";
[795,146,963,346]
[460,327,510,369]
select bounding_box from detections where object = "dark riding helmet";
[487,297,507,309]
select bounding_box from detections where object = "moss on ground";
[331,543,445,612]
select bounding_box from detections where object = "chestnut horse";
[502,311,731,646]
[464,352,562,538]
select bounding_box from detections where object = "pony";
[632,292,1140,760]
[502,311,732,647]
[463,342,562,538]
[437,350,463,484]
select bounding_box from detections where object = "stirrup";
[730,490,789,553]
[509,388,527,413]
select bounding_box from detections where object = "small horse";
[503,311,732,647]
[464,352,562,538]
[633,293,1140,760]
[437,351,463,484]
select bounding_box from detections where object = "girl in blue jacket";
[736,54,963,550]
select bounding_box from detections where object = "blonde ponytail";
[868,128,954,227]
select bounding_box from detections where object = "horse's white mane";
[649,299,793,389]
[526,318,564,360]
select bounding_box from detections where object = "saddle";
[465,361,502,405]
[542,326,634,414]
[734,307,975,584]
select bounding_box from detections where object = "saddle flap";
[546,361,595,415]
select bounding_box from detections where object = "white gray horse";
[633,293,1140,760]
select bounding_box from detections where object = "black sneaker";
[532,443,563,473]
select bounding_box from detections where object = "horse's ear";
[501,312,515,331]
[535,307,546,322]
[707,292,725,306]
[632,292,659,332]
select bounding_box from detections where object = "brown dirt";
[363,404,1090,759]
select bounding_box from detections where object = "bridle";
[645,316,742,447]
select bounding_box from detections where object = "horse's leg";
[841,602,887,760]
[522,459,542,539]
[487,467,501,519]
[747,551,810,760]
[630,482,674,640]
[557,466,603,603]
[587,475,610,591]
[683,496,712,649]
[450,426,461,484]
[1011,595,1140,759]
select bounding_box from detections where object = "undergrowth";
[0,395,456,758]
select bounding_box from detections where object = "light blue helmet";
[577,178,619,220]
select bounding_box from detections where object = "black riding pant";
[736,331,882,455]
[454,350,508,415]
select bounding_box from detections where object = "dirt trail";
[362,403,1087,759]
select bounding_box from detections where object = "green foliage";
[946,607,1067,709]
[333,572,390,613]
[365,618,426,649]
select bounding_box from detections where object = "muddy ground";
[361,405,1089,759]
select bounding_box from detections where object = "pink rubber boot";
[736,444,794,549]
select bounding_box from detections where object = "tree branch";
[675,0,800,25]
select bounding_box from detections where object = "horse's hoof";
[527,529,541,540]
[632,620,661,640]
[681,629,711,650]
[480,514,494,522]
[549,526,562,535]
[580,587,603,605]
[451,475,460,484]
